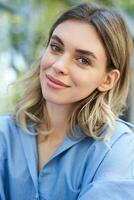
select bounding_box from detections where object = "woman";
[0,2,134,200]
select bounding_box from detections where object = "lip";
[46,74,70,88]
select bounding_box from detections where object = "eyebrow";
[75,49,97,60]
[51,35,64,45]
[51,35,98,60]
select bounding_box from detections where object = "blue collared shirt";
[0,115,134,200]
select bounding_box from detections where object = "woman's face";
[40,20,108,106]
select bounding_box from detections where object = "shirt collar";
[19,124,86,190]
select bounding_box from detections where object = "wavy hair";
[14,3,133,140]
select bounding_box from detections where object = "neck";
[44,102,75,137]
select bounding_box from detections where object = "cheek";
[40,57,50,70]
[40,51,54,70]
[71,71,91,87]
[72,69,103,90]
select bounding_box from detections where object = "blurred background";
[0,0,134,123]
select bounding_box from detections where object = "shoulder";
[80,118,134,160]
[0,114,14,125]
[87,118,134,166]
[0,114,24,144]
[0,114,31,159]
[91,119,134,180]
[86,118,134,152]
[0,115,15,158]
[114,118,133,133]
[107,118,134,147]
[0,114,35,145]
[98,118,134,168]
[0,114,17,134]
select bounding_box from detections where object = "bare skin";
[37,135,63,173]
[37,20,120,174]
[37,102,74,173]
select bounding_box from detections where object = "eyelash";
[49,42,92,67]
[50,43,62,53]
[76,57,91,66]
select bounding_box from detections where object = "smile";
[46,74,70,89]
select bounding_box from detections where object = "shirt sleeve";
[77,179,134,200]
[77,131,134,200]
[0,131,7,200]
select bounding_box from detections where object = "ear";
[97,69,120,92]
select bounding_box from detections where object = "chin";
[43,95,67,105]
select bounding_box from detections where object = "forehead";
[53,20,99,44]
[51,20,106,56]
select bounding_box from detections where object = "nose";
[52,54,69,75]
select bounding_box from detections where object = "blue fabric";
[0,115,134,200]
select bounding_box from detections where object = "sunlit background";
[0,0,134,123]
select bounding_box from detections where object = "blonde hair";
[14,3,133,140]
